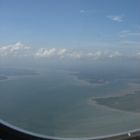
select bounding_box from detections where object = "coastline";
[88,82,140,115]
[0,76,8,81]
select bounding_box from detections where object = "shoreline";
[0,76,8,81]
[0,72,40,82]
[88,82,140,115]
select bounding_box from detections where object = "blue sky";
[0,0,140,51]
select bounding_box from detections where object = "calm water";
[1,69,140,138]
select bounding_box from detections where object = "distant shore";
[0,76,8,81]
[0,68,40,81]
[88,82,140,114]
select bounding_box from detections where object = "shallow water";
[0,69,140,138]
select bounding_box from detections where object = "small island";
[0,75,8,81]
[0,68,39,81]
[86,79,109,85]
[0,68,39,76]
[73,72,109,85]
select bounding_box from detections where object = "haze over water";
[1,61,140,138]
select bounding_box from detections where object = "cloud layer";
[0,42,140,60]
[0,42,30,57]
[35,48,123,60]
[35,48,67,58]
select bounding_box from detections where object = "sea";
[1,66,140,138]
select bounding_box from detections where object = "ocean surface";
[1,68,140,138]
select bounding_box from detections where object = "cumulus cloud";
[35,48,122,60]
[108,15,124,22]
[1,42,140,61]
[35,48,67,58]
[108,51,122,58]
[0,42,30,57]
[86,50,122,59]
[68,51,82,59]
[35,48,83,59]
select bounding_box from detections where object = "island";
[0,75,8,81]
[85,79,109,85]
[0,68,39,80]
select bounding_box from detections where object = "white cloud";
[35,48,140,60]
[57,48,67,56]
[108,15,124,22]
[35,48,80,59]
[108,51,122,58]
[35,48,56,58]
[35,48,67,58]
[68,51,82,59]
[35,48,84,59]
[86,50,122,59]
[1,42,140,61]
[0,42,30,57]
[80,9,95,14]
[35,48,123,60]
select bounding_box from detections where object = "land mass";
[0,75,8,81]
[0,68,39,81]
[90,83,140,113]
[86,79,109,85]
[73,73,109,85]
[0,68,39,76]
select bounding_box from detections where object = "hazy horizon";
[0,0,140,68]
[1,0,140,138]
